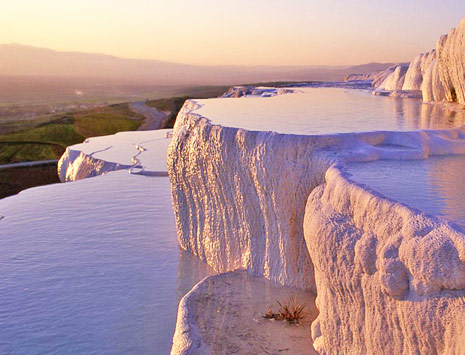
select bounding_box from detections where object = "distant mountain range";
[0,44,395,85]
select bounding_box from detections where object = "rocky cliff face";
[368,15,465,105]
[437,18,465,104]
[167,101,333,291]
[169,92,465,352]
[304,165,465,355]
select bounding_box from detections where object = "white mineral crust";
[369,15,465,105]
[168,93,465,292]
[376,64,409,91]
[304,164,465,355]
[169,15,465,351]
[58,129,171,181]
[169,85,465,353]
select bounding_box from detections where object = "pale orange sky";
[1,0,464,66]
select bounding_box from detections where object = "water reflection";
[427,155,465,226]
[176,249,215,302]
[0,173,215,355]
[389,97,465,130]
[347,155,465,226]
[197,88,465,135]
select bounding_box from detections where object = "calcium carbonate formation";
[359,16,465,105]
[58,129,171,181]
[168,95,465,353]
[168,15,465,354]
[54,15,465,355]
[304,165,465,355]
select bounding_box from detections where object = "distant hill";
[0,44,396,85]
[0,44,396,103]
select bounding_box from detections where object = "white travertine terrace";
[171,270,317,355]
[220,86,296,98]
[304,165,465,355]
[403,51,436,91]
[58,129,172,182]
[52,14,465,353]
[370,15,465,105]
[169,83,465,353]
[376,64,409,91]
[345,65,399,88]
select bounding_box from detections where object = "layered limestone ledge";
[345,65,399,88]
[168,95,465,291]
[58,129,172,182]
[304,164,465,355]
[221,86,296,98]
[168,100,330,291]
[370,15,465,104]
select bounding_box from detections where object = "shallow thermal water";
[196,87,465,135]
[346,155,465,227]
[189,271,317,354]
[0,172,214,355]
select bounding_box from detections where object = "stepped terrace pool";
[0,172,214,355]
[346,154,465,227]
[3,86,465,354]
[196,87,465,135]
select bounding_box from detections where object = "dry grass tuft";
[263,296,306,324]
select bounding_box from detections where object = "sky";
[1,0,464,66]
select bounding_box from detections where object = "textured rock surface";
[304,165,465,355]
[421,58,446,102]
[171,270,317,355]
[368,15,465,105]
[437,17,465,104]
[58,129,171,181]
[168,101,333,290]
[376,64,409,91]
[402,51,436,91]
[168,94,465,292]
[170,92,465,352]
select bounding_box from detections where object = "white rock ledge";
[369,15,465,105]
[221,86,296,98]
[304,164,465,355]
[171,270,317,355]
[58,129,172,182]
[168,98,465,293]
[168,87,465,354]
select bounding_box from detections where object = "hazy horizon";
[2,0,464,67]
[0,43,397,104]
[0,42,393,69]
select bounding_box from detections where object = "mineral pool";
[0,172,214,355]
[2,86,465,354]
[347,154,465,227]
[196,87,465,134]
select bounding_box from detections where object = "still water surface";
[0,172,214,354]
[2,88,465,354]
[347,155,465,227]
[197,87,465,134]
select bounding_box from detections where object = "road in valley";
[130,101,169,130]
